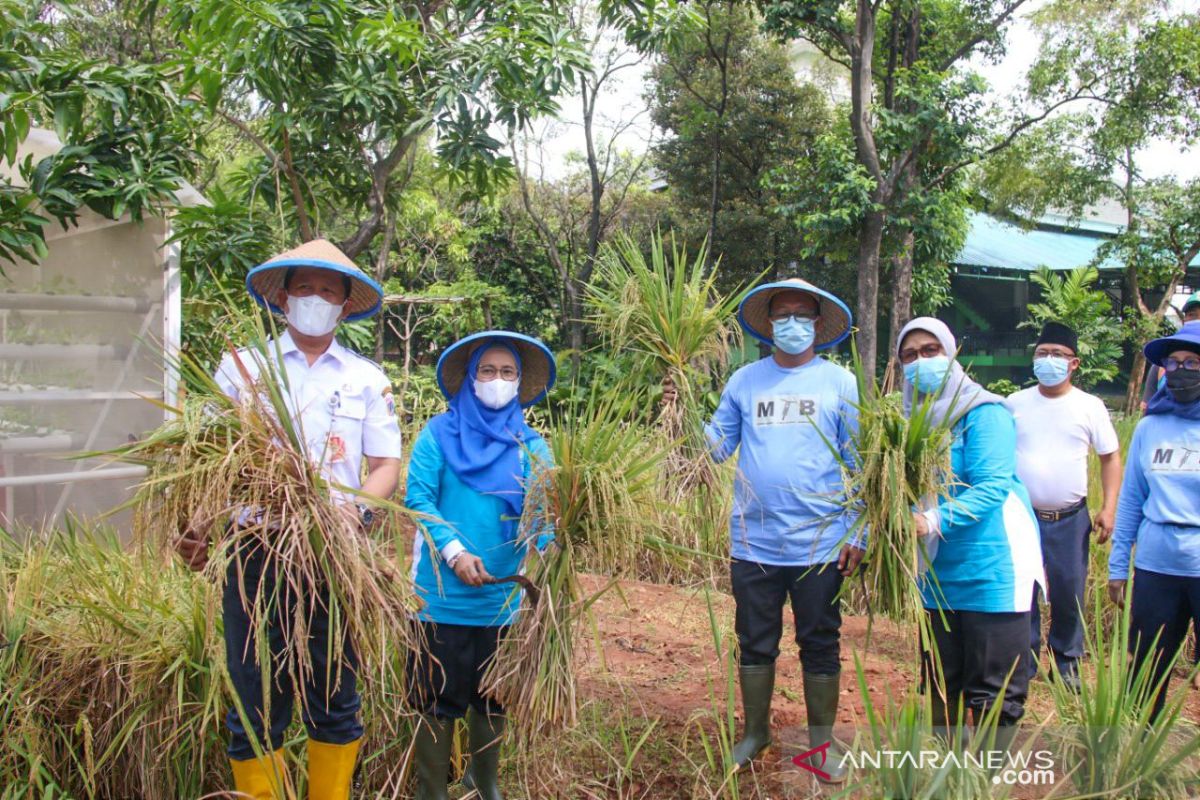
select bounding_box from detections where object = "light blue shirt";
[1108,413,1200,580]
[919,403,1043,614]
[405,425,553,626]
[704,356,860,566]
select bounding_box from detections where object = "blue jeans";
[223,545,363,760]
[1029,504,1090,679]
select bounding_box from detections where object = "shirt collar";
[277,329,350,366]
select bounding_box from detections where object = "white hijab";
[897,317,1003,427]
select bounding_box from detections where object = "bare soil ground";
[560,574,1200,800]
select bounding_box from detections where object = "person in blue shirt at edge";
[1108,320,1200,720]
[404,331,556,800]
[899,317,1044,753]
[702,278,865,783]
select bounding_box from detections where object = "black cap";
[1036,321,1078,355]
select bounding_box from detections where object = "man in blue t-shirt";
[703,278,864,782]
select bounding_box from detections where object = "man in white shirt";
[1006,322,1121,691]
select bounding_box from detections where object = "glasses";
[477,365,519,381]
[1034,348,1075,360]
[1164,356,1200,372]
[768,312,818,324]
[898,343,944,364]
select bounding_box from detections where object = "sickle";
[485,574,541,606]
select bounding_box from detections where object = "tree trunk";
[888,226,915,360]
[857,207,885,370]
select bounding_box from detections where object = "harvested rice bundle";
[843,364,953,624]
[586,233,744,496]
[108,332,422,704]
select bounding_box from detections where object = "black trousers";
[1130,567,1200,720]
[223,547,362,761]
[922,609,1030,725]
[730,558,843,674]
[1030,504,1090,679]
[407,621,506,719]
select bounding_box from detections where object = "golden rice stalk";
[104,325,423,717]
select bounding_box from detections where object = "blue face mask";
[772,317,816,355]
[1033,356,1071,387]
[903,355,952,394]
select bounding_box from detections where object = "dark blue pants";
[730,559,843,673]
[922,609,1030,725]
[1029,505,1090,679]
[223,547,363,760]
[1130,567,1200,720]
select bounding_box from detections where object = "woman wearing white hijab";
[897,317,1043,748]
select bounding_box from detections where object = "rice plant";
[832,349,954,625]
[102,314,424,719]
[586,232,745,496]
[1046,589,1200,798]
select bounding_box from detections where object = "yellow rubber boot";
[306,738,361,800]
[229,750,288,799]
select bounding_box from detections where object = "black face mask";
[1167,367,1200,404]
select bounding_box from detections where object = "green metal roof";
[955,211,1200,273]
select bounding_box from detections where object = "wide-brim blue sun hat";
[246,238,384,322]
[738,278,853,350]
[1144,320,1200,367]
[437,331,556,407]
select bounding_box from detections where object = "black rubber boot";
[731,663,775,771]
[801,671,848,784]
[413,716,453,800]
[461,710,505,800]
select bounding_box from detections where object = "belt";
[1034,499,1088,523]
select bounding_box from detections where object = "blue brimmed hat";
[246,238,384,321]
[737,278,853,350]
[1144,320,1200,367]
[437,331,556,407]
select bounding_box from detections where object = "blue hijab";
[1145,388,1200,420]
[428,342,540,523]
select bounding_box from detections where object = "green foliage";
[648,1,832,290]
[0,0,200,265]
[1021,266,1123,389]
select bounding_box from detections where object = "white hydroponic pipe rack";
[0,466,145,489]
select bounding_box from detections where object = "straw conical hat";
[737,278,853,350]
[437,331,556,407]
[246,239,384,321]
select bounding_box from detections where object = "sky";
[526,1,1199,184]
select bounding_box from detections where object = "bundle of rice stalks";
[105,321,422,714]
[0,526,226,799]
[586,232,745,496]
[480,387,667,737]
[839,357,953,625]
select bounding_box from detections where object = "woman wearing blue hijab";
[405,331,556,800]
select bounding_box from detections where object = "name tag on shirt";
[1149,444,1200,473]
[752,394,820,426]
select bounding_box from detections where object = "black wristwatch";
[355,502,375,529]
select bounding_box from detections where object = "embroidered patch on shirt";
[752,394,820,426]
[382,386,395,415]
[326,434,347,464]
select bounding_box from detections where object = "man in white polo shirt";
[1006,322,1121,690]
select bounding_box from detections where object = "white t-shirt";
[1005,386,1119,511]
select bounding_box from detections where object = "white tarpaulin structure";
[0,128,201,532]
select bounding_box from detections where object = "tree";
[648,2,833,290]
[759,0,1093,370]
[978,2,1200,411]
[1021,266,1123,389]
[0,0,200,266]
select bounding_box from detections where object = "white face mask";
[474,377,520,409]
[285,294,345,337]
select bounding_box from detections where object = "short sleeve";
[362,371,403,458]
[1090,397,1120,456]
